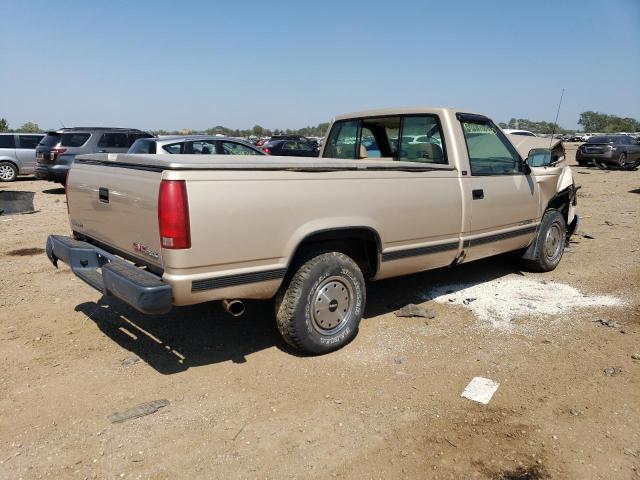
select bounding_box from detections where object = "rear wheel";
[616,153,627,167]
[275,251,365,355]
[0,162,17,182]
[522,210,566,272]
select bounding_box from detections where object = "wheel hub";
[544,224,562,260]
[0,165,14,180]
[310,276,354,334]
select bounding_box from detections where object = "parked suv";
[0,133,45,182]
[35,128,153,183]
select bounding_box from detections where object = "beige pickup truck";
[46,108,578,354]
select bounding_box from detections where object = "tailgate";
[66,162,163,268]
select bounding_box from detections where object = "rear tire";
[522,210,566,272]
[0,161,17,182]
[275,252,365,355]
[616,153,627,167]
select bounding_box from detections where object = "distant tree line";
[0,118,42,133]
[497,118,569,134]
[497,111,640,135]
[577,111,640,133]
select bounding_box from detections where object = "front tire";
[522,210,567,272]
[275,252,365,355]
[616,153,627,167]
[0,162,17,182]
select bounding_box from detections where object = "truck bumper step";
[45,235,172,315]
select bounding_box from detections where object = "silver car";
[128,135,265,156]
[0,133,45,182]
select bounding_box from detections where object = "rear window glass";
[39,133,61,147]
[587,136,617,143]
[0,135,15,148]
[61,133,91,147]
[129,139,156,154]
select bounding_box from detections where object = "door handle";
[99,187,109,203]
[472,189,484,200]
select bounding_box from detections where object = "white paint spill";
[461,377,500,404]
[426,275,623,331]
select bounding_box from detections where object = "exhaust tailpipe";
[222,299,245,317]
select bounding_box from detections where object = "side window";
[60,133,90,147]
[296,142,314,152]
[0,135,16,149]
[162,143,183,154]
[461,121,522,175]
[399,116,446,164]
[18,135,43,149]
[282,141,298,151]
[98,133,129,148]
[191,140,216,154]
[324,120,358,159]
[221,141,259,155]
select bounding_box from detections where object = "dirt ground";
[1,158,639,480]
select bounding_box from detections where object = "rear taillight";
[51,147,67,161]
[262,147,271,154]
[158,180,191,249]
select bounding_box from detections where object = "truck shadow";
[75,299,283,374]
[75,253,524,375]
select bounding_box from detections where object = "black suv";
[35,128,153,183]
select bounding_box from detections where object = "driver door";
[458,116,540,261]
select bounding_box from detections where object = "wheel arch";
[286,226,382,279]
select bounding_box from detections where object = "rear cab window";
[323,115,447,164]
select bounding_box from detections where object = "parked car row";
[3,122,638,183]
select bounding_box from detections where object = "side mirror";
[527,148,558,167]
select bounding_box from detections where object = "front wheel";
[275,252,365,354]
[0,162,17,182]
[616,153,627,167]
[522,210,567,272]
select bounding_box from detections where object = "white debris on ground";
[426,274,623,332]
[461,377,500,404]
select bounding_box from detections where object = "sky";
[1,0,639,131]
